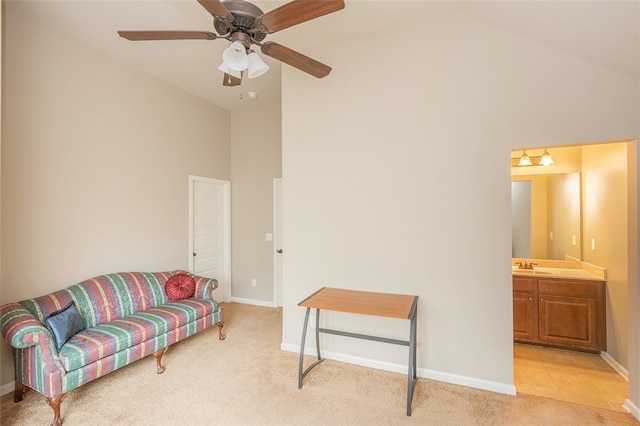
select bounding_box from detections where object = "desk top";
[298,287,418,319]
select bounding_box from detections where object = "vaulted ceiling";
[14,1,639,112]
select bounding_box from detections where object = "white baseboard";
[600,351,629,381]
[624,398,640,420]
[1,381,14,397]
[281,343,516,396]
[229,296,276,308]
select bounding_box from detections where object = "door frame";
[273,178,283,307]
[189,175,231,303]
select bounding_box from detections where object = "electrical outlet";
[251,278,257,287]
[572,235,576,245]
[549,231,553,241]
[591,238,596,251]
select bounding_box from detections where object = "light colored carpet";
[1,302,637,425]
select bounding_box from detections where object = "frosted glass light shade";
[540,149,554,166]
[247,52,270,79]
[518,151,533,167]
[218,63,242,79]
[222,41,249,71]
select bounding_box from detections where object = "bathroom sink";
[512,269,553,275]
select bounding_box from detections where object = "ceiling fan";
[118,0,345,87]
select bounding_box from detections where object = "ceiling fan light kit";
[117,0,346,87]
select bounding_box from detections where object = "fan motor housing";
[215,0,266,42]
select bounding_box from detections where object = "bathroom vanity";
[512,261,606,353]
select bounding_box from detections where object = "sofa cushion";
[66,272,171,328]
[165,273,196,301]
[58,298,218,371]
[44,302,86,351]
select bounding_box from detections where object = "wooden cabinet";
[512,276,606,353]
[513,278,536,342]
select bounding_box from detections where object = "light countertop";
[512,258,606,281]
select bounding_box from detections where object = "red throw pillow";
[165,273,196,301]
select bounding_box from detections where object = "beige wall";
[628,137,639,412]
[1,0,4,308]
[230,103,282,304]
[582,143,630,367]
[0,3,230,389]
[547,172,582,260]
[280,12,638,393]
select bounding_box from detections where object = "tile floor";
[514,343,628,412]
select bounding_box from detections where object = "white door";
[189,176,231,302]
[273,178,283,307]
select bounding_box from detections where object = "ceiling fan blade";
[256,0,345,33]
[118,31,217,41]
[261,41,331,78]
[223,73,242,87]
[197,0,233,20]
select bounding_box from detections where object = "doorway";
[189,175,231,302]
[510,140,636,411]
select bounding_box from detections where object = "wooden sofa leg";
[46,393,67,426]
[217,321,226,340]
[12,349,26,403]
[14,380,25,403]
[153,348,167,374]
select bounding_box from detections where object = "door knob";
[193,252,197,257]
[276,249,283,254]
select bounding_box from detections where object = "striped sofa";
[0,271,225,426]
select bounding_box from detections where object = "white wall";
[280,12,638,394]
[0,2,230,389]
[230,103,282,304]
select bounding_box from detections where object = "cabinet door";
[513,291,536,342]
[538,295,597,350]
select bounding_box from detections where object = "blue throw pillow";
[44,302,85,351]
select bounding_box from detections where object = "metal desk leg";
[407,306,418,416]
[314,308,321,360]
[298,308,324,389]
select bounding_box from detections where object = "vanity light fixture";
[517,150,533,167]
[512,148,555,167]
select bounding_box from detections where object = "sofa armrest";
[1,302,59,356]
[1,303,66,400]
[192,275,219,300]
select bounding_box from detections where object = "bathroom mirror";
[511,173,582,260]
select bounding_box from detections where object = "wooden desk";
[298,287,419,416]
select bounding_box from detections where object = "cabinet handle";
[540,297,544,301]
[528,297,532,301]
